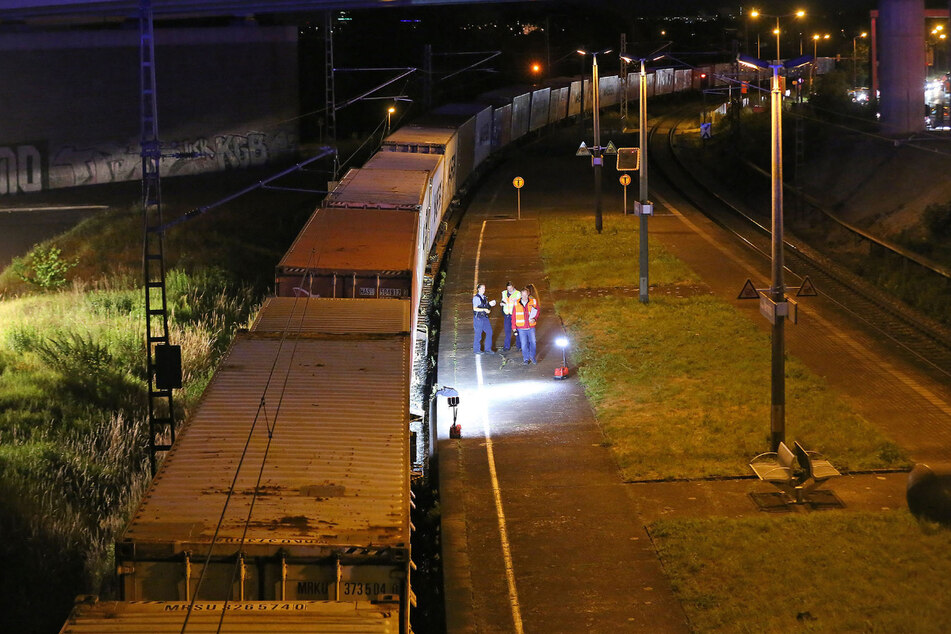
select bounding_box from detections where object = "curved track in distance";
[648,106,951,381]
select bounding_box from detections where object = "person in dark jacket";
[472,283,496,354]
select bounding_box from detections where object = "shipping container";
[567,80,583,116]
[116,325,412,626]
[655,67,674,94]
[646,70,656,97]
[432,103,493,169]
[510,92,531,139]
[275,207,419,305]
[674,68,692,93]
[599,74,619,107]
[407,111,475,194]
[324,167,429,211]
[362,152,446,253]
[382,123,461,206]
[626,72,640,101]
[492,103,512,150]
[548,86,569,122]
[528,88,551,131]
[582,78,592,111]
[251,297,412,337]
[714,62,734,87]
[60,598,400,634]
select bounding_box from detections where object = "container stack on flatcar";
[108,296,414,632]
[65,58,814,632]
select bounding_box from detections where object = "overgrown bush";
[11,245,77,290]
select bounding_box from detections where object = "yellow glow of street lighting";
[388,106,396,114]
[936,24,945,31]
[823,34,830,39]
[813,34,820,40]
[860,32,868,38]
[750,9,760,18]
[795,10,805,18]
[773,28,780,35]
[531,63,541,73]
[942,34,948,40]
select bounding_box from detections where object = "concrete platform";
[433,122,950,633]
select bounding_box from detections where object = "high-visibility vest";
[512,298,538,329]
[501,289,520,315]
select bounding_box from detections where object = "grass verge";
[651,511,951,632]
[539,213,906,480]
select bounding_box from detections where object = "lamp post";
[622,48,667,304]
[386,106,395,136]
[737,52,811,451]
[852,32,868,87]
[750,8,806,63]
[811,34,830,91]
[578,48,612,234]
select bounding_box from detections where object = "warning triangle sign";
[737,278,760,300]
[604,141,618,155]
[796,275,818,297]
[576,141,591,156]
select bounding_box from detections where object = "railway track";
[648,108,951,381]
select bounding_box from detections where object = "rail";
[650,108,951,378]
[738,155,951,281]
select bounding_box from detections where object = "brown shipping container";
[251,297,412,337]
[276,207,419,303]
[363,149,447,254]
[60,599,399,634]
[116,317,412,620]
[381,123,462,204]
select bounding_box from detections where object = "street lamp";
[750,8,806,63]
[811,34,830,91]
[737,52,811,451]
[621,45,668,304]
[852,32,867,88]
[577,48,612,234]
[386,106,396,136]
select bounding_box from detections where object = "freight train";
[60,62,733,633]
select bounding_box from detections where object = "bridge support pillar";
[879,0,926,135]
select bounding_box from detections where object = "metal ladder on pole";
[140,0,178,474]
[619,33,628,123]
[324,11,337,146]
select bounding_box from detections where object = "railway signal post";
[513,176,524,220]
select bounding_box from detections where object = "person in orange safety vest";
[511,287,539,364]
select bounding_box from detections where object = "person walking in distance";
[501,281,521,352]
[472,283,496,354]
[512,286,539,364]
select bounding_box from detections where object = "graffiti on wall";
[0,130,296,195]
[0,143,45,194]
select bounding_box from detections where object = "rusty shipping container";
[60,599,399,634]
[275,206,419,307]
[362,152,445,254]
[116,298,413,629]
[381,122,462,207]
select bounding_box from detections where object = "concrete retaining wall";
[0,25,298,195]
